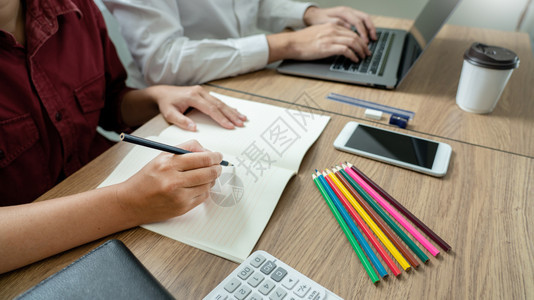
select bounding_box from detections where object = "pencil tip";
[119,133,125,140]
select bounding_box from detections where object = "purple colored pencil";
[349,163,452,252]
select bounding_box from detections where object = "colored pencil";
[349,163,451,252]
[319,171,388,278]
[343,164,440,257]
[120,133,233,166]
[332,165,416,272]
[337,165,429,264]
[323,169,399,277]
[312,173,380,283]
[325,169,412,271]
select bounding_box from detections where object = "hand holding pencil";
[114,139,223,224]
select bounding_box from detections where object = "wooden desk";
[1,19,533,300]
[1,86,532,299]
[208,17,534,158]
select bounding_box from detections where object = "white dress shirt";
[103,0,314,85]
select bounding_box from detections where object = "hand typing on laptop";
[266,6,377,64]
[267,23,373,64]
[303,6,377,44]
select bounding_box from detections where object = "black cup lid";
[464,42,519,70]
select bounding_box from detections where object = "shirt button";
[0,149,5,160]
[55,112,62,121]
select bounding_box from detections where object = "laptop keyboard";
[330,31,393,76]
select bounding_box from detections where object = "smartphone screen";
[345,124,439,168]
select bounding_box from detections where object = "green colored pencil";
[313,173,380,283]
[338,168,429,263]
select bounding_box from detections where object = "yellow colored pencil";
[326,169,411,271]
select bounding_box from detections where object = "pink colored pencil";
[344,164,440,257]
[327,170,402,276]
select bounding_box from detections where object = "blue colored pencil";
[317,171,388,278]
[313,173,379,283]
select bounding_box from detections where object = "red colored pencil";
[349,163,451,252]
[334,166,420,269]
[327,169,402,276]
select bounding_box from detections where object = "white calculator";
[203,250,343,300]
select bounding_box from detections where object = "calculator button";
[234,285,252,300]
[247,272,265,287]
[281,275,299,290]
[307,289,320,299]
[294,282,311,297]
[269,286,287,300]
[258,279,276,295]
[270,267,287,282]
[249,293,263,300]
[237,266,254,280]
[223,277,241,293]
[212,293,228,300]
[250,254,266,268]
[260,261,277,275]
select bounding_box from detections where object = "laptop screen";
[397,0,461,84]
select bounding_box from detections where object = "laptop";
[276,0,461,89]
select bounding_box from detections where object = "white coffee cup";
[456,43,519,114]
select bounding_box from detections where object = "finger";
[188,188,212,207]
[177,139,206,152]
[333,44,360,63]
[174,186,212,215]
[174,164,223,188]
[327,17,351,29]
[203,91,247,122]
[353,21,370,44]
[327,24,360,38]
[353,37,372,57]
[340,10,377,42]
[172,151,223,170]
[190,97,236,130]
[328,25,370,53]
[328,36,370,59]
[341,33,372,57]
[362,17,377,41]
[204,93,247,126]
[161,105,197,131]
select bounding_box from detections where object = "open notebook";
[98,92,330,262]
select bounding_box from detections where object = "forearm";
[120,88,160,127]
[266,32,294,64]
[0,185,137,274]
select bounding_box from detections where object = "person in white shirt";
[104,0,377,86]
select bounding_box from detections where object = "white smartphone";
[333,122,452,177]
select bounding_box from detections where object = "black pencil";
[120,133,233,166]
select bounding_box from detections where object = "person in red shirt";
[0,0,247,273]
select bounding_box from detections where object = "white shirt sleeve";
[257,0,316,32]
[104,0,270,86]
[103,0,316,86]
